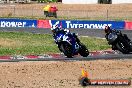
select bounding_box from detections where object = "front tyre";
[129,42,132,51]
[116,42,129,54]
[60,43,73,58]
[79,43,89,57]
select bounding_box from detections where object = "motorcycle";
[55,32,89,58]
[107,32,132,54]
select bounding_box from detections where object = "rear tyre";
[79,43,89,57]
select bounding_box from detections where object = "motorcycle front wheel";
[60,43,73,58]
[116,41,129,54]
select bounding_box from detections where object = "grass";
[0,32,110,55]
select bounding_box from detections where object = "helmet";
[51,21,62,34]
[51,24,60,34]
[104,26,111,33]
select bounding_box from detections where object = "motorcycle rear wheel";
[79,43,89,57]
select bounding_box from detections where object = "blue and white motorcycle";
[55,32,89,58]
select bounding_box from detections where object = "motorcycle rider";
[51,22,81,51]
[104,26,131,50]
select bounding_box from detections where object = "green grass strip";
[0,32,110,55]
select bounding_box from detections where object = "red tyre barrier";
[0,56,11,60]
[37,20,51,28]
[125,22,132,30]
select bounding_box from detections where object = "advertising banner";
[125,22,132,30]
[0,19,37,28]
[37,20,125,29]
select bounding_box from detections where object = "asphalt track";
[0,28,132,40]
[0,53,132,62]
[0,27,132,62]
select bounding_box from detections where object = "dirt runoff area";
[0,59,131,88]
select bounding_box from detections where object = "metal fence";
[0,6,132,20]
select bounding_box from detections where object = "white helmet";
[51,25,58,31]
[51,21,60,30]
[51,21,61,33]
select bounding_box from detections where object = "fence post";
[32,8,33,18]
[13,6,15,17]
[67,10,69,19]
[106,9,108,20]
[10,5,15,17]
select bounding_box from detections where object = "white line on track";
[79,36,106,39]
